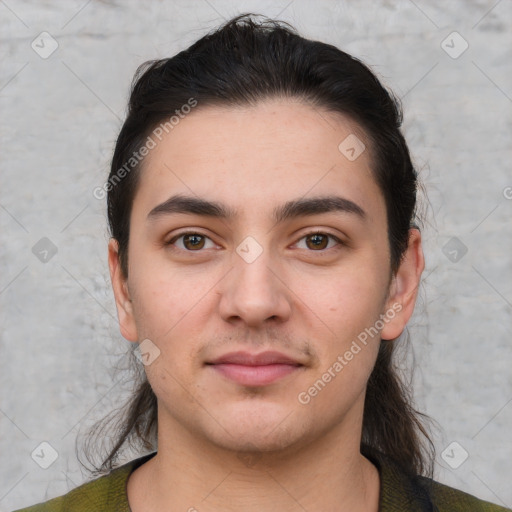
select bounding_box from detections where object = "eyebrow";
[147,194,366,224]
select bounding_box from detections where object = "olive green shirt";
[13,450,511,511]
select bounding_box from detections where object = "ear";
[380,228,424,341]
[108,238,138,343]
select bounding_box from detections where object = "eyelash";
[165,231,344,253]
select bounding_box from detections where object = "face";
[109,98,423,455]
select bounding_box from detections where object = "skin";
[108,98,424,512]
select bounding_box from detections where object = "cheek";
[128,242,207,331]
[296,260,388,337]
[292,260,387,389]
[130,272,209,406]
[129,262,218,367]
[296,273,383,415]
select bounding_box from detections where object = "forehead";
[131,98,385,224]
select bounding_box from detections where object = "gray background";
[1,0,511,510]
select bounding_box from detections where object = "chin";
[212,428,304,456]
[198,405,313,455]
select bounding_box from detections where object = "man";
[16,13,510,512]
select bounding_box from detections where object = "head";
[89,13,433,477]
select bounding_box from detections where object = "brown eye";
[182,234,205,250]
[167,232,215,251]
[306,233,329,250]
[295,232,342,252]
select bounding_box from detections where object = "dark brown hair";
[80,13,435,479]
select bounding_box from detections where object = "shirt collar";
[113,449,434,511]
[364,448,434,512]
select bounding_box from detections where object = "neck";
[127,410,380,512]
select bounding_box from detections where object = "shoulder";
[11,452,156,512]
[418,476,511,512]
[365,447,511,512]
[11,468,129,512]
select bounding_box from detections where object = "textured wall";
[1,1,511,510]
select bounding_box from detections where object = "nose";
[217,245,292,328]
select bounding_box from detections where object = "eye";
[167,232,217,251]
[166,231,343,253]
[294,232,343,251]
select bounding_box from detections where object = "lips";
[206,351,303,386]
[208,350,301,366]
